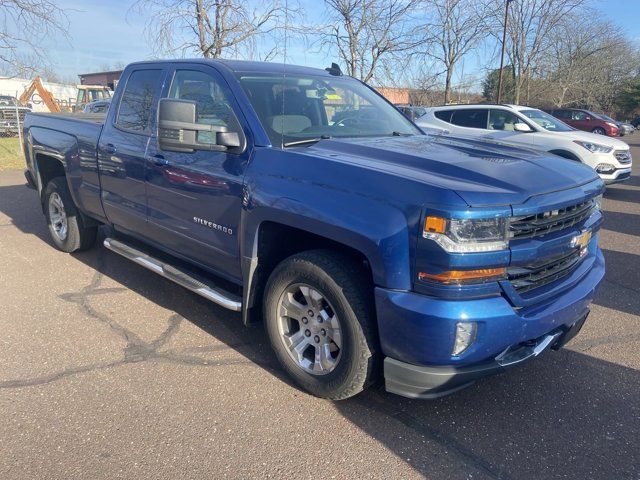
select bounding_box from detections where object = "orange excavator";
[18,76,62,112]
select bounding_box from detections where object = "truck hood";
[304,135,600,207]
[554,129,629,149]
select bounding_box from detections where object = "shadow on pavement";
[1,179,638,479]
[601,210,640,237]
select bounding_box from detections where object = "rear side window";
[434,110,453,122]
[450,109,488,129]
[116,69,162,132]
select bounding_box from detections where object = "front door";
[484,109,534,147]
[145,65,250,282]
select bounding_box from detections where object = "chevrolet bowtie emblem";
[571,230,592,251]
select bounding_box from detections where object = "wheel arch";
[241,220,377,326]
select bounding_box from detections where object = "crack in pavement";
[0,257,253,390]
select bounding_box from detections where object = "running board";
[103,237,242,311]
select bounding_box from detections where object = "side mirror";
[158,98,240,153]
[513,122,533,132]
[584,116,592,121]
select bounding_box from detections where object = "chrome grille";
[508,249,584,293]
[509,200,596,239]
[0,109,27,123]
[614,150,632,165]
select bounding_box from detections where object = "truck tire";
[263,250,378,400]
[43,177,97,252]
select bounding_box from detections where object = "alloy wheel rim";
[48,192,68,241]
[276,283,343,375]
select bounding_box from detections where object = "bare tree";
[492,0,587,104]
[0,0,68,76]
[323,0,419,83]
[133,0,297,60]
[418,0,490,104]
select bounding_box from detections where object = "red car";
[546,108,619,136]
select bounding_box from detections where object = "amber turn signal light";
[424,216,446,233]
[418,268,506,284]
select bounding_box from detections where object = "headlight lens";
[573,140,613,153]
[594,194,603,210]
[423,216,508,253]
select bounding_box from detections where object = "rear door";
[144,64,250,282]
[98,67,167,234]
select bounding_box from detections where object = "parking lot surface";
[1,142,639,479]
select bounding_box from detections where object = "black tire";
[43,177,97,252]
[263,250,378,400]
[592,127,606,135]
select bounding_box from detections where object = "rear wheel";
[592,127,606,135]
[263,250,378,400]
[43,177,97,252]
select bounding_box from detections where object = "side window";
[554,110,568,119]
[116,69,162,132]
[434,110,453,122]
[168,70,240,145]
[450,109,488,129]
[488,109,522,131]
[572,111,587,121]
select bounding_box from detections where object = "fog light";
[452,322,477,356]
[595,163,615,174]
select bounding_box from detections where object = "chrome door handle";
[148,155,169,167]
[104,143,117,154]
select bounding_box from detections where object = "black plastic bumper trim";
[384,311,589,399]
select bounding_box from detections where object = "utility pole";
[497,0,513,103]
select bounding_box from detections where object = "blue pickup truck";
[23,60,605,400]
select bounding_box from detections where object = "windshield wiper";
[283,135,331,147]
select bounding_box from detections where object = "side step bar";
[103,237,242,311]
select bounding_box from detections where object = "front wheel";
[592,127,606,135]
[43,177,97,252]
[263,250,378,400]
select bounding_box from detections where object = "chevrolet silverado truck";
[23,60,605,400]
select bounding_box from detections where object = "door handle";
[148,155,170,167]
[104,143,117,155]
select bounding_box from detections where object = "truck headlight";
[423,216,508,253]
[594,194,603,210]
[573,140,613,154]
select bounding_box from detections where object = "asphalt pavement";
[1,140,639,479]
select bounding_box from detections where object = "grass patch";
[0,136,25,171]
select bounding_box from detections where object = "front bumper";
[600,167,632,184]
[376,249,605,398]
[385,313,587,399]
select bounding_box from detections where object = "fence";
[0,90,26,170]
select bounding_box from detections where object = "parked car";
[396,105,427,121]
[620,122,635,136]
[596,113,627,136]
[415,104,632,184]
[632,116,640,129]
[23,60,605,400]
[82,99,111,114]
[546,108,619,136]
[0,95,31,136]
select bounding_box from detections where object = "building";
[375,87,410,105]
[78,70,123,90]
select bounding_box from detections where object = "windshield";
[520,109,573,132]
[0,96,17,107]
[238,73,421,146]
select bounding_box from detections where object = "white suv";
[416,104,632,184]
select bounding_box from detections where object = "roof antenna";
[325,63,342,76]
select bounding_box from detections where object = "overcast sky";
[35,0,640,88]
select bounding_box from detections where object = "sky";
[22,0,640,88]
